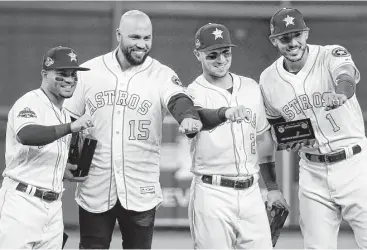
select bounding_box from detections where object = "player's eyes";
[206,55,217,60]
[223,52,232,58]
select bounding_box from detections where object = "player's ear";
[304,31,309,40]
[269,37,277,47]
[41,69,48,79]
[116,28,122,43]
[193,50,201,62]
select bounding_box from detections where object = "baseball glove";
[265,202,289,247]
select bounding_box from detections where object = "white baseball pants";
[0,177,63,249]
[299,146,367,249]
[188,174,272,249]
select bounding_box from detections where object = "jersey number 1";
[325,113,340,132]
[129,120,151,140]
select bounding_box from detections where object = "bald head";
[119,10,152,32]
[116,10,153,68]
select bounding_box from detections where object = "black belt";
[201,175,254,190]
[305,144,362,163]
[16,182,60,202]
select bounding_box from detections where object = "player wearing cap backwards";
[186,23,289,249]
[260,8,367,248]
[0,46,93,249]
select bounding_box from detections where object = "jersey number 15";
[129,120,151,140]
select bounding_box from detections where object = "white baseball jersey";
[187,73,270,177]
[64,48,187,212]
[260,44,363,154]
[4,89,71,193]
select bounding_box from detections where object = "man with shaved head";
[64,10,203,249]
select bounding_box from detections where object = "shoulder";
[9,90,42,114]
[14,90,41,105]
[235,74,262,95]
[80,54,106,69]
[259,60,278,87]
[319,44,351,57]
[186,76,204,96]
[150,58,176,76]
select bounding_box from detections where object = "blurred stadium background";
[0,1,366,248]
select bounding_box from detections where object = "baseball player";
[0,46,93,249]
[260,8,367,248]
[186,23,289,249]
[63,10,202,249]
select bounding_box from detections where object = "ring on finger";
[332,99,339,106]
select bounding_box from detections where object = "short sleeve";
[259,84,282,119]
[11,93,42,134]
[327,46,360,83]
[186,83,206,108]
[64,71,86,118]
[158,69,187,110]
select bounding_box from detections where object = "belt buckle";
[41,191,57,202]
[324,155,330,163]
[234,180,245,190]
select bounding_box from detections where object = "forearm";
[259,162,279,191]
[257,129,279,191]
[167,93,200,124]
[17,124,72,146]
[196,107,228,131]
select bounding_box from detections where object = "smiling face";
[195,47,232,78]
[270,31,309,63]
[116,11,152,67]
[42,69,78,100]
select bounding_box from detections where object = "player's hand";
[266,190,290,211]
[70,114,94,132]
[285,140,318,152]
[63,163,88,182]
[179,118,202,134]
[225,105,250,122]
[323,93,348,111]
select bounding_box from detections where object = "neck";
[203,72,233,90]
[116,48,133,71]
[40,86,63,110]
[284,46,309,73]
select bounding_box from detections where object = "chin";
[60,93,74,99]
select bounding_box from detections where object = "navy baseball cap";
[42,46,90,71]
[194,23,236,52]
[269,8,310,38]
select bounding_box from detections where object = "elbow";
[17,135,32,146]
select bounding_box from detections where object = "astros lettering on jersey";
[5,89,71,193]
[260,45,363,154]
[64,48,187,212]
[187,73,270,177]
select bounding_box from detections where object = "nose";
[216,54,226,63]
[63,76,75,84]
[288,37,298,47]
[135,40,147,49]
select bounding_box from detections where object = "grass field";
[63,228,359,249]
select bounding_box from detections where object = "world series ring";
[332,99,339,106]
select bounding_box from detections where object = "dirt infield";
[64,228,358,249]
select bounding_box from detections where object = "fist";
[323,93,347,111]
[179,118,202,135]
[63,163,88,182]
[70,114,94,132]
[225,105,250,122]
[285,140,318,152]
